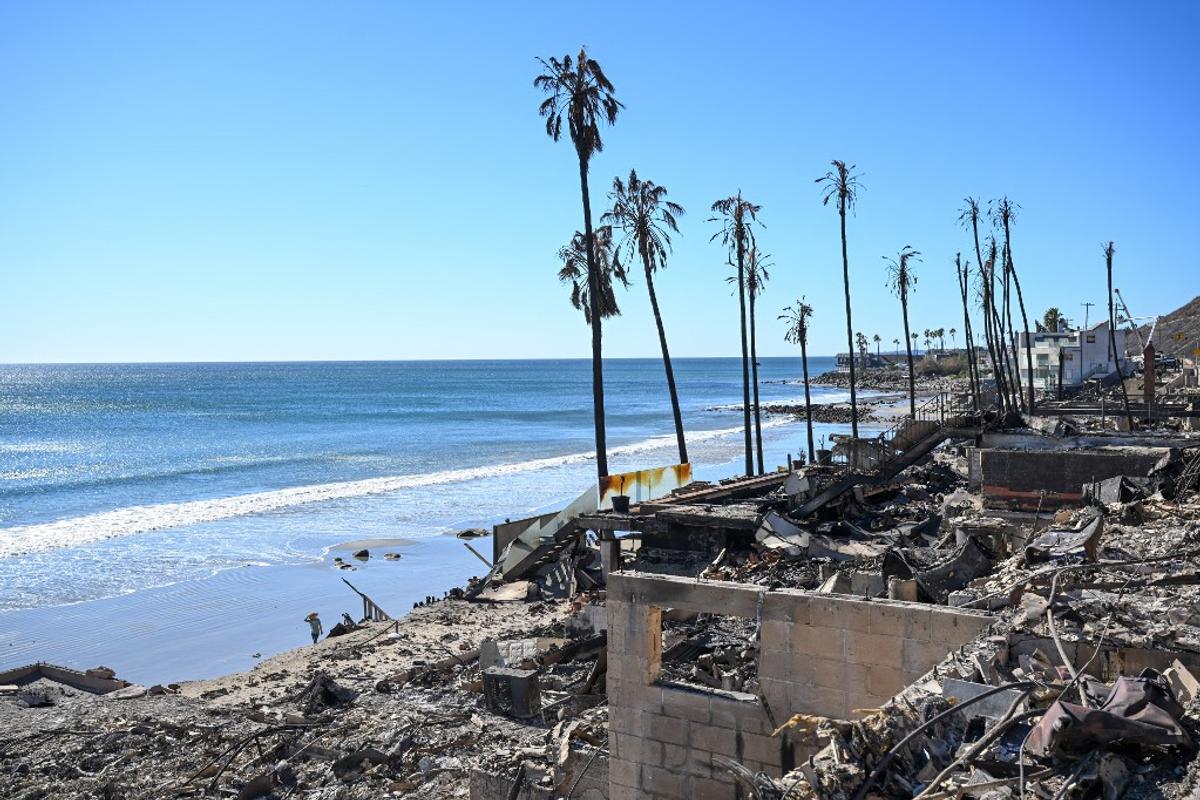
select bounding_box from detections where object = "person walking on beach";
[305,612,323,644]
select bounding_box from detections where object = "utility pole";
[1081,302,1095,329]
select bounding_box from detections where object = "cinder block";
[845,630,901,667]
[690,722,740,757]
[709,695,768,733]
[930,607,991,645]
[790,624,845,660]
[608,652,652,686]
[609,705,642,735]
[762,594,811,625]
[807,594,872,633]
[760,619,793,650]
[608,782,640,800]
[642,765,687,798]
[608,756,640,788]
[662,743,689,769]
[902,638,952,674]
[866,663,909,698]
[758,648,794,681]
[741,731,785,768]
[622,735,662,766]
[693,776,737,800]
[868,601,932,642]
[646,712,690,746]
[812,657,865,692]
[849,695,893,718]
[805,686,848,719]
[662,688,712,724]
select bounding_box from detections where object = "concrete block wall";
[977,447,1165,509]
[606,572,994,800]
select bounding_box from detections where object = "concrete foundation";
[605,572,994,799]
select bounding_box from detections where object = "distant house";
[1014,322,1128,391]
[835,352,887,371]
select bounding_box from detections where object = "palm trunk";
[800,335,814,465]
[1106,244,1134,429]
[749,291,764,475]
[839,203,859,438]
[735,233,753,477]
[1001,245,1024,411]
[577,159,608,478]
[901,289,916,417]
[643,256,688,464]
[956,257,980,411]
[971,219,1004,411]
[1004,222,1036,412]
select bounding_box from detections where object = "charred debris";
[6,382,1200,799]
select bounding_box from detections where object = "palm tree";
[885,246,921,416]
[856,331,870,365]
[988,236,1021,411]
[923,329,931,352]
[604,169,689,465]
[991,197,1035,412]
[536,47,622,477]
[1105,241,1134,429]
[746,246,771,474]
[558,226,627,323]
[727,246,771,473]
[893,337,901,355]
[1042,307,1064,332]
[950,328,957,348]
[960,197,1006,411]
[955,254,981,410]
[780,298,815,465]
[710,192,762,476]
[873,333,881,357]
[816,160,864,438]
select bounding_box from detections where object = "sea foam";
[0,421,785,558]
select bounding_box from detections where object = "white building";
[1014,321,1128,391]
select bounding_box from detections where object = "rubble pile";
[6,382,1200,799]
[813,369,971,393]
[707,460,1200,799]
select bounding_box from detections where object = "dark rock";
[236,772,274,800]
[295,671,357,715]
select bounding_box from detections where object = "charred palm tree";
[1105,242,1135,429]
[816,161,864,438]
[780,298,815,465]
[710,193,762,477]
[955,254,981,410]
[745,246,771,473]
[885,246,921,416]
[557,226,627,323]
[873,334,881,357]
[989,237,1021,411]
[536,47,622,477]
[603,169,689,464]
[959,198,1006,411]
[991,197,1035,412]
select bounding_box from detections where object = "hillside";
[1127,294,1200,359]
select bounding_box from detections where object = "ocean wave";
[0,420,788,558]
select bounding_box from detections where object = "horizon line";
[0,353,881,367]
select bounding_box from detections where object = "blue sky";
[1,1,1197,363]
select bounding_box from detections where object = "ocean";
[0,357,868,682]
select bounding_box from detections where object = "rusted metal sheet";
[598,463,692,510]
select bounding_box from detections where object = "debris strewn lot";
[5,369,1200,799]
